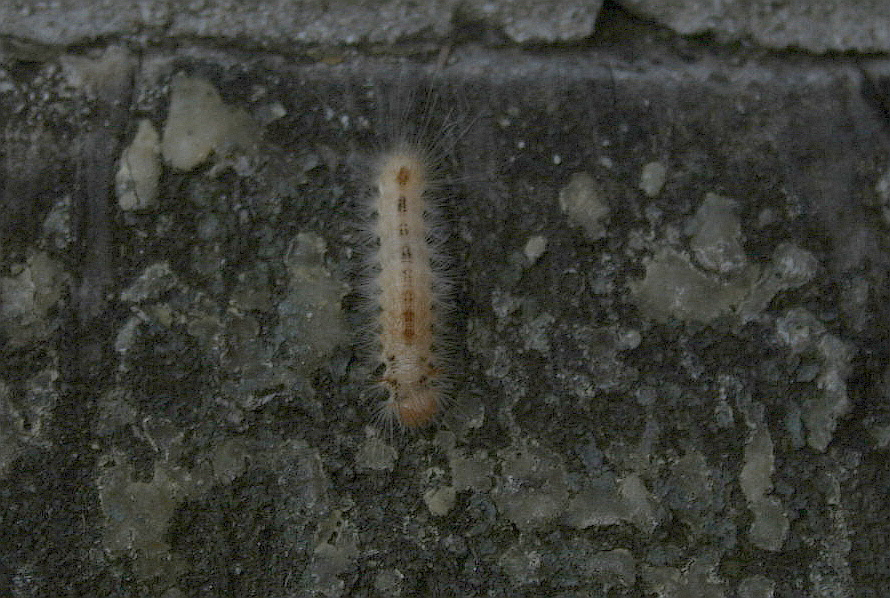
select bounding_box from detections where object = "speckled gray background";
[2,1,890,597]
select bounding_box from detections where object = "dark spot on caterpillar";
[397,195,407,212]
[397,166,411,185]
[402,310,415,341]
[401,245,411,260]
[399,223,409,236]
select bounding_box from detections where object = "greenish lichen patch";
[0,252,67,347]
[0,366,60,475]
[276,232,349,371]
[492,442,569,531]
[355,430,398,471]
[629,247,755,323]
[96,450,207,580]
[740,425,788,551]
[775,308,854,452]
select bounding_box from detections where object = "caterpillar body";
[367,142,449,429]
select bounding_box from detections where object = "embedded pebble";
[775,308,824,352]
[59,45,133,96]
[219,309,308,410]
[161,73,258,171]
[276,233,349,370]
[806,356,852,452]
[563,486,626,529]
[0,252,67,347]
[229,265,274,312]
[120,261,180,303]
[474,0,599,43]
[210,438,256,484]
[748,496,789,552]
[305,510,359,595]
[562,471,661,534]
[433,429,456,451]
[618,473,661,534]
[632,236,818,325]
[355,432,397,471]
[639,161,667,197]
[0,368,59,474]
[523,235,548,264]
[738,575,776,598]
[739,425,788,551]
[664,452,722,535]
[449,449,494,492]
[629,248,753,323]
[586,548,637,589]
[492,443,569,531]
[498,542,544,586]
[739,426,774,503]
[0,381,19,473]
[687,193,747,274]
[879,172,890,227]
[116,119,161,211]
[423,486,457,516]
[521,312,555,352]
[738,243,819,320]
[870,421,890,449]
[96,451,206,579]
[641,556,726,598]
[114,315,142,354]
[41,196,73,250]
[769,242,819,285]
[558,172,610,239]
[875,163,890,205]
[616,328,641,351]
[373,569,405,596]
[775,309,854,452]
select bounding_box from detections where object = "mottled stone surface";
[3,0,887,52]
[0,0,601,49]
[2,10,890,597]
[618,0,890,53]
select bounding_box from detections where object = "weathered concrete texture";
[0,0,601,49]
[463,0,601,43]
[618,0,890,53]
[4,0,890,53]
[2,37,890,598]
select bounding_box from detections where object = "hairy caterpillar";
[356,77,461,430]
[373,147,443,427]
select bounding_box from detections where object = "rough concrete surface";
[619,0,890,53]
[0,0,601,49]
[2,2,890,597]
[3,0,889,52]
